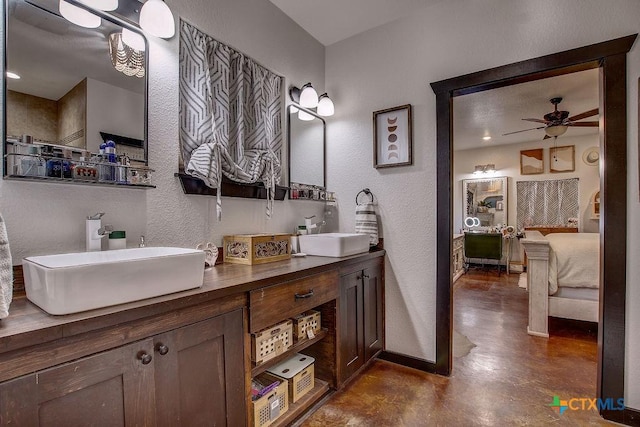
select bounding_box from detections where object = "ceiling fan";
[503,97,599,140]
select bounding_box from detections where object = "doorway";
[431,34,636,423]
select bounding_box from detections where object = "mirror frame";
[287,104,326,195]
[461,176,508,229]
[2,0,150,175]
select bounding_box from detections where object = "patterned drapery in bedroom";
[516,178,579,229]
[179,20,283,220]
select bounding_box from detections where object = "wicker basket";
[252,377,288,427]
[252,320,293,365]
[266,353,315,403]
[291,310,321,342]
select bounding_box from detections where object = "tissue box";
[223,234,291,265]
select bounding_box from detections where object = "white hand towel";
[0,214,13,319]
[355,202,379,246]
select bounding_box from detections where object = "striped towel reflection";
[0,214,12,319]
[355,202,379,246]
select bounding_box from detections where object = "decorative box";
[291,310,321,342]
[266,353,315,403]
[252,374,289,427]
[223,233,291,265]
[252,319,293,365]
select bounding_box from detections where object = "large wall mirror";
[287,104,325,197]
[462,176,508,228]
[3,0,148,174]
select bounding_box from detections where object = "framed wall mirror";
[462,176,508,228]
[3,0,148,178]
[287,104,325,198]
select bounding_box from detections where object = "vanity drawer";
[249,271,339,333]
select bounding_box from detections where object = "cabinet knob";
[137,351,153,365]
[294,290,314,300]
[156,343,169,356]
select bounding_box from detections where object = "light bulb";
[6,71,20,79]
[139,0,175,38]
[298,110,315,121]
[122,28,146,51]
[299,83,318,108]
[317,93,334,117]
[59,0,101,28]
[78,0,117,11]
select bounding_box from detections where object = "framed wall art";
[373,104,412,168]
[520,148,544,175]
[550,145,575,172]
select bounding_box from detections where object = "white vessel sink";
[23,247,206,315]
[298,233,370,257]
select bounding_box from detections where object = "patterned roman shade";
[179,20,283,219]
[516,178,579,229]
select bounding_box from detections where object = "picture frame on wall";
[373,104,412,168]
[550,145,575,173]
[520,148,544,175]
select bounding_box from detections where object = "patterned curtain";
[179,20,283,220]
[516,178,579,229]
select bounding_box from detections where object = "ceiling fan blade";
[522,118,548,124]
[568,121,599,127]
[502,126,546,136]
[567,108,599,122]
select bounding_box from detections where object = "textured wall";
[0,0,326,259]
[6,90,57,142]
[57,79,86,148]
[324,0,640,407]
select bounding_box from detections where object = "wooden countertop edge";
[0,250,385,355]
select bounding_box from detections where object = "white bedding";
[547,233,599,295]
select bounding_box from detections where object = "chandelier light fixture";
[109,32,145,78]
[473,163,496,175]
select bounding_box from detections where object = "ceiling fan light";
[299,83,318,108]
[139,0,175,39]
[78,0,118,11]
[545,125,568,137]
[59,0,101,28]
[122,28,146,51]
[317,93,334,116]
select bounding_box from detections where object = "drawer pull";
[137,351,153,365]
[156,343,169,355]
[295,290,314,300]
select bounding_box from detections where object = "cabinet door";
[339,271,364,384]
[0,339,157,427]
[363,265,383,362]
[154,309,245,427]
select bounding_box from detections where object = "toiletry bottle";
[46,148,63,178]
[21,145,45,177]
[108,230,126,250]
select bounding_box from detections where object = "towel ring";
[356,188,374,205]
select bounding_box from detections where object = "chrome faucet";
[86,212,112,251]
[139,235,146,248]
[304,215,326,234]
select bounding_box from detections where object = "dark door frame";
[431,34,637,424]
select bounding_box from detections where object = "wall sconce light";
[139,0,176,38]
[122,27,146,51]
[289,83,335,117]
[473,163,495,175]
[60,0,176,39]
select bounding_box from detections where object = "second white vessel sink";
[298,233,370,257]
[23,247,206,315]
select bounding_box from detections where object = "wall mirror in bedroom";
[3,0,148,179]
[462,176,507,228]
[287,104,326,198]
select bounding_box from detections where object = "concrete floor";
[301,270,609,426]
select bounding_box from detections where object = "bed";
[520,230,600,337]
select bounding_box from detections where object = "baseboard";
[378,351,438,374]
[622,406,640,426]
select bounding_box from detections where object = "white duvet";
[547,233,600,295]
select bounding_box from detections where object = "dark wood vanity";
[0,250,384,426]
